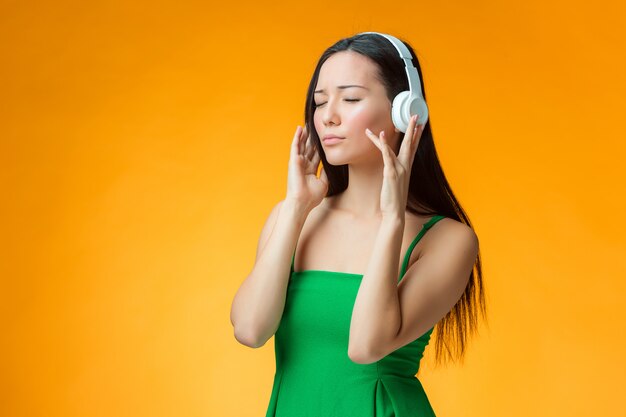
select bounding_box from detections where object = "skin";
[289,50,432,272]
[312,50,409,219]
[286,50,479,364]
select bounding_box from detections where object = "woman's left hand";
[365,114,426,220]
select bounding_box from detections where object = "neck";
[327,161,389,221]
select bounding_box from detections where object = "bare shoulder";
[422,216,479,255]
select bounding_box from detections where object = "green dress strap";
[398,215,446,282]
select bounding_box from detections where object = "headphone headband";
[355,32,429,131]
[357,32,424,100]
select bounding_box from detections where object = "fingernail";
[365,128,372,134]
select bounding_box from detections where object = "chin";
[324,158,348,167]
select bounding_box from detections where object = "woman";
[230,32,487,417]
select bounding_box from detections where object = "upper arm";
[255,199,285,262]
[375,220,479,358]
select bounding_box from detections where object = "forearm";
[231,200,309,347]
[348,215,404,361]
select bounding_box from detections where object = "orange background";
[2,1,625,416]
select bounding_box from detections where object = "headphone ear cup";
[391,91,411,133]
[410,95,429,127]
[392,91,430,133]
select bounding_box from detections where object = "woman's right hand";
[285,123,328,213]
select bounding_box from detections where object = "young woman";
[230,32,487,417]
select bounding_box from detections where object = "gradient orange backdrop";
[2,1,625,416]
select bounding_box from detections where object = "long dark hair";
[303,32,488,367]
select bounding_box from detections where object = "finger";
[380,131,399,160]
[399,114,420,163]
[291,125,303,159]
[404,115,425,170]
[305,133,316,160]
[415,122,426,143]
[298,125,307,156]
[383,131,405,174]
[365,128,382,150]
[409,122,426,161]
[311,146,321,167]
[379,131,395,171]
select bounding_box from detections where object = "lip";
[322,135,345,144]
[322,137,344,144]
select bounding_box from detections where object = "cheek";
[312,103,391,136]
[346,107,389,135]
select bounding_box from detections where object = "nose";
[321,97,341,127]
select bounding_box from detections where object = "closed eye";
[314,99,361,108]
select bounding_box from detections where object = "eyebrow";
[314,85,369,94]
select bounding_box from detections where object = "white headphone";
[357,32,429,133]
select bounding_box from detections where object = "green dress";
[265,215,446,417]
